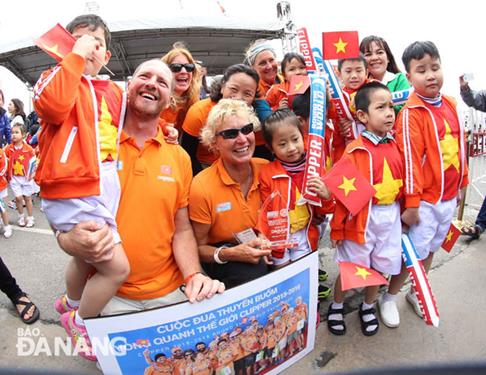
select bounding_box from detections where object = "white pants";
[10,176,34,197]
[337,203,402,275]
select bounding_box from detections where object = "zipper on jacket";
[60,126,78,163]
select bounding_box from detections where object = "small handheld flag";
[323,157,375,216]
[34,23,76,62]
[339,262,388,291]
[322,31,359,60]
[401,234,440,327]
[441,222,461,253]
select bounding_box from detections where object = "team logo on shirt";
[160,165,172,175]
[216,202,232,213]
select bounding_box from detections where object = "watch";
[214,246,228,264]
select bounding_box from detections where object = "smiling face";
[72,25,111,77]
[220,72,258,106]
[363,41,388,81]
[283,57,307,81]
[170,53,193,95]
[213,114,255,167]
[128,60,172,118]
[253,50,278,85]
[406,54,443,98]
[356,88,395,137]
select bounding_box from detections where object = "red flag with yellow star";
[288,75,310,96]
[340,261,388,291]
[323,156,375,216]
[441,222,461,253]
[322,31,359,60]
[34,23,76,62]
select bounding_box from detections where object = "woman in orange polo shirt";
[189,99,271,288]
[181,64,272,176]
[160,47,201,132]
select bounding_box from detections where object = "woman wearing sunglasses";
[189,99,271,289]
[181,64,272,176]
[160,47,201,132]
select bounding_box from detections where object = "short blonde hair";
[200,99,260,149]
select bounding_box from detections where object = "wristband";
[184,271,202,285]
[214,246,228,264]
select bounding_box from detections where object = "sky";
[0,0,484,119]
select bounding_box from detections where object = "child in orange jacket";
[379,41,469,328]
[328,55,370,162]
[329,82,404,336]
[266,53,307,111]
[33,14,130,361]
[4,123,36,228]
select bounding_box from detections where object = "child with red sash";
[266,53,307,110]
[329,82,404,336]
[4,123,36,228]
[0,147,13,238]
[379,41,468,328]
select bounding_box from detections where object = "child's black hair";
[280,52,306,77]
[66,14,111,50]
[354,81,391,113]
[402,41,440,73]
[337,54,367,72]
[11,122,26,134]
[292,87,330,119]
[262,109,302,147]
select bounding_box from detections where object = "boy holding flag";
[329,81,404,336]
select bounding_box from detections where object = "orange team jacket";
[330,135,404,244]
[395,92,468,208]
[0,148,7,191]
[259,160,334,251]
[4,142,35,181]
[266,81,290,110]
[33,52,124,199]
[258,73,284,98]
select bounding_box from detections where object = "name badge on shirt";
[216,201,232,213]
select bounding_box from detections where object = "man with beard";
[57,59,224,313]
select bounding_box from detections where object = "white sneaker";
[26,216,35,228]
[406,289,423,318]
[378,296,400,328]
[17,215,26,227]
[3,225,13,239]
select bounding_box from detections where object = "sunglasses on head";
[169,63,195,73]
[217,123,254,139]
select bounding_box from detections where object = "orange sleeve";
[33,53,85,125]
[395,108,425,208]
[182,101,206,137]
[266,84,286,111]
[188,176,212,224]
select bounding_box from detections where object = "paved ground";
[1,155,485,374]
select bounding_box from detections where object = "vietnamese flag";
[323,156,375,216]
[340,262,388,291]
[288,75,310,96]
[34,23,76,62]
[322,31,359,60]
[441,222,461,253]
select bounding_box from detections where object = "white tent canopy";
[0,16,286,86]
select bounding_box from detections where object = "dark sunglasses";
[169,63,195,73]
[217,123,254,139]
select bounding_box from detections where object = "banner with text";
[85,252,319,375]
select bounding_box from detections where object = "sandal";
[12,293,40,324]
[327,304,346,336]
[461,225,482,240]
[359,303,379,336]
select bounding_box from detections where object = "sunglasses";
[217,123,254,139]
[169,63,196,73]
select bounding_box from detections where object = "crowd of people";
[0,11,484,370]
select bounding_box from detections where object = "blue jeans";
[476,196,486,232]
